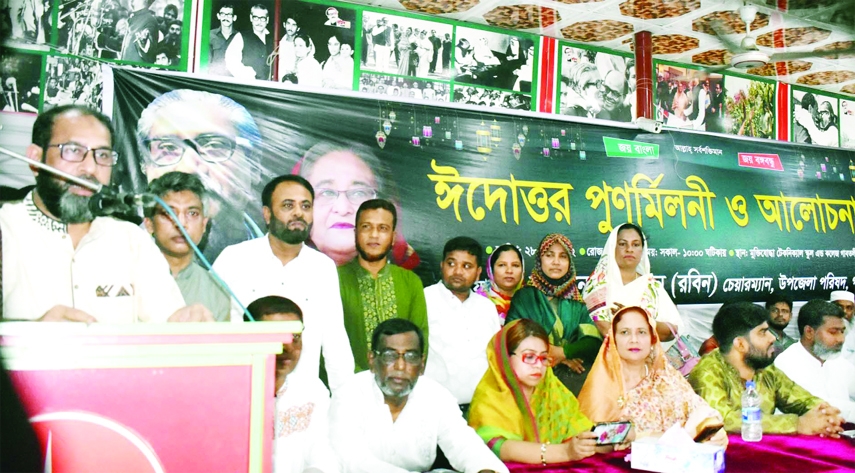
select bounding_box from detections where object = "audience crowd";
[1,105,852,472]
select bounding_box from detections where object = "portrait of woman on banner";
[294,141,419,269]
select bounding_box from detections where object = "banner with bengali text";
[111,69,855,305]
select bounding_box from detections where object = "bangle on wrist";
[540,442,548,465]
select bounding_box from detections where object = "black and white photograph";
[358,73,449,102]
[360,11,453,81]
[2,0,53,46]
[793,89,839,148]
[453,85,531,111]
[43,55,104,111]
[454,26,534,92]
[276,1,356,89]
[558,44,635,123]
[654,64,725,132]
[841,99,854,150]
[0,48,41,113]
[57,0,186,67]
[205,0,274,80]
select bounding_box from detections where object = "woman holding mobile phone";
[578,305,727,447]
[468,319,602,464]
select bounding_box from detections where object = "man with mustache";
[775,300,855,423]
[144,172,230,321]
[830,291,855,365]
[247,296,339,473]
[689,302,844,435]
[338,199,428,373]
[0,104,210,322]
[330,318,508,473]
[766,293,797,358]
[424,237,500,411]
[212,175,354,392]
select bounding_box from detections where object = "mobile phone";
[591,421,632,445]
[841,430,855,439]
[693,423,724,443]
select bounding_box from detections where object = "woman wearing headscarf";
[293,32,322,86]
[469,319,599,464]
[581,223,683,349]
[475,244,524,325]
[578,305,727,446]
[506,234,602,394]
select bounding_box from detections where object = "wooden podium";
[0,321,300,473]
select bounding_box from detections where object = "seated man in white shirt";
[212,175,354,392]
[424,237,500,411]
[0,104,210,323]
[247,296,339,473]
[329,318,508,473]
[775,300,855,422]
[830,290,855,366]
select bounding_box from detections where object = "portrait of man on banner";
[135,89,265,262]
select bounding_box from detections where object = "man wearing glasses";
[0,105,211,323]
[424,237,500,412]
[224,3,273,80]
[596,69,631,122]
[338,199,428,373]
[330,318,508,473]
[137,88,264,262]
[208,3,237,76]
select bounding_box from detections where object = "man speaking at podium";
[0,105,212,323]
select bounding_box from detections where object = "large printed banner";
[111,69,855,305]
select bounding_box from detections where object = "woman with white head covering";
[582,223,684,349]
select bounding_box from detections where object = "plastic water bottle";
[741,380,762,442]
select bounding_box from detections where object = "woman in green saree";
[468,319,599,464]
[505,233,602,393]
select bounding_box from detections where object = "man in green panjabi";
[338,199,428,371]
[689,301,844,436]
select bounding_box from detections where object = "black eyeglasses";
[144,134,239,166]
[47,142,118,167]
[374,349,422,365]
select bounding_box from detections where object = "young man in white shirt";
[248,296,339,473]
[329,318,507,473]
[424,237,500,409]
[212,175,354,392]
[775,300,855,422]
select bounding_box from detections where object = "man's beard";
[35,171,97,223]
[356,242,391,263]
[745,343,775,370]
[269,214,310,244]
[375,371,417,399]
[767,318,789,331]
[811,339,842,361]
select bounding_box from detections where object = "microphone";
[88,187,155,217]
